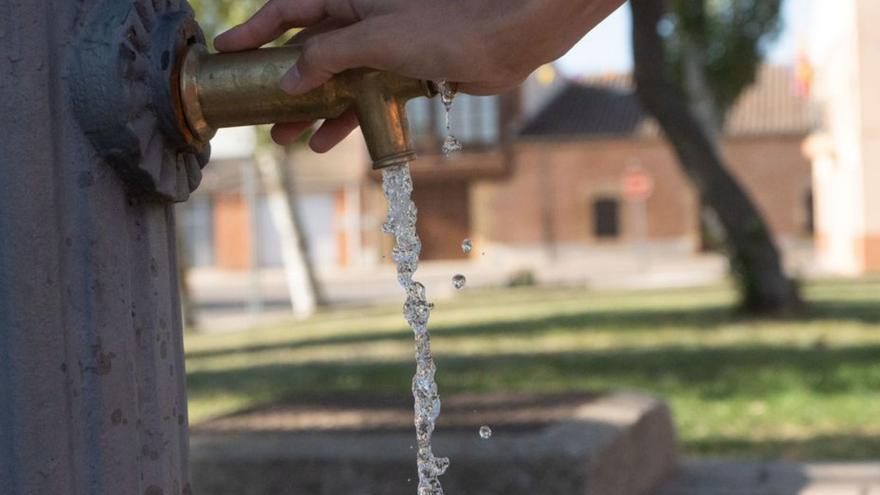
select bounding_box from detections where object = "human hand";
[215,0,624,151]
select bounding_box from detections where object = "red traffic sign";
[622,166,654,201]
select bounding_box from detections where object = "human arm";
[214,0,625,150]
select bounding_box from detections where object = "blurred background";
[182,1,880,493]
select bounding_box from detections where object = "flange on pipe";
[71,0,439,201]
[70,0,210,203]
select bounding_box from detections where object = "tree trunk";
[681,37,722,140]
[256,150,323,319]
[681,35,727,255]
[630,0,801,314]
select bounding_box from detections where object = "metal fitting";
[177,44,436,169]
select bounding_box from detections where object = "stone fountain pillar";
[0,1,207,493]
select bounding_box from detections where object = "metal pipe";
[178,44,436,169]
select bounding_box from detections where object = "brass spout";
[177,44,435,169]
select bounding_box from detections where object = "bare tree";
[630,0,801,314]
[256,149,324,319]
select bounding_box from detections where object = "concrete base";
[191,392,678,495]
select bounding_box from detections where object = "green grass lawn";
[185,278,880,460]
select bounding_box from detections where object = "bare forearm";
[215,0,624,149]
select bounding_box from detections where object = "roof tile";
[520,65,820,139]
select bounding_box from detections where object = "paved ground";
[187,249,730,331]
[187,241,822,332]
[653,460,880,495]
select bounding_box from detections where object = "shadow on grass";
[188,311,880,458]
[186,299,880,361]
[187,287,880,460]
[188,342,880,412]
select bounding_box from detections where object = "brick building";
[397,64,817,263]
[184,65,817,271]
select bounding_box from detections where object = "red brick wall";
[721,136,813,239]
[472,135,811,247]
[475,139,697,246]
[363,135,812,259]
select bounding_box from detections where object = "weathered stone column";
[0,1,206,493]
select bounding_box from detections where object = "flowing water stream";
[382,164,449,495]
[381,81,468,494]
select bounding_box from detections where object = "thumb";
[280,21,394,95]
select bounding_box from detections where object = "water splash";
[442,136,462,156]
[479,425,492,439]
[452,274,466,290]
[461,238,472,254]
[381,164,449,495]
[437,81,462,155]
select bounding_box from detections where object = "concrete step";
[191,392,679,495]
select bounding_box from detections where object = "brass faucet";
[176,44,436,169]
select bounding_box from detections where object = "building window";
[593,197,620,239]
[407,95,500,148]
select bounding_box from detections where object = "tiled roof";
[520,65,820,139]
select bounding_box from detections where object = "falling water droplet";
[441,135,462,155]
[437,80,462,156]
[479,425,492,439]
[452,274,466,290]
[461,239,472,254]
